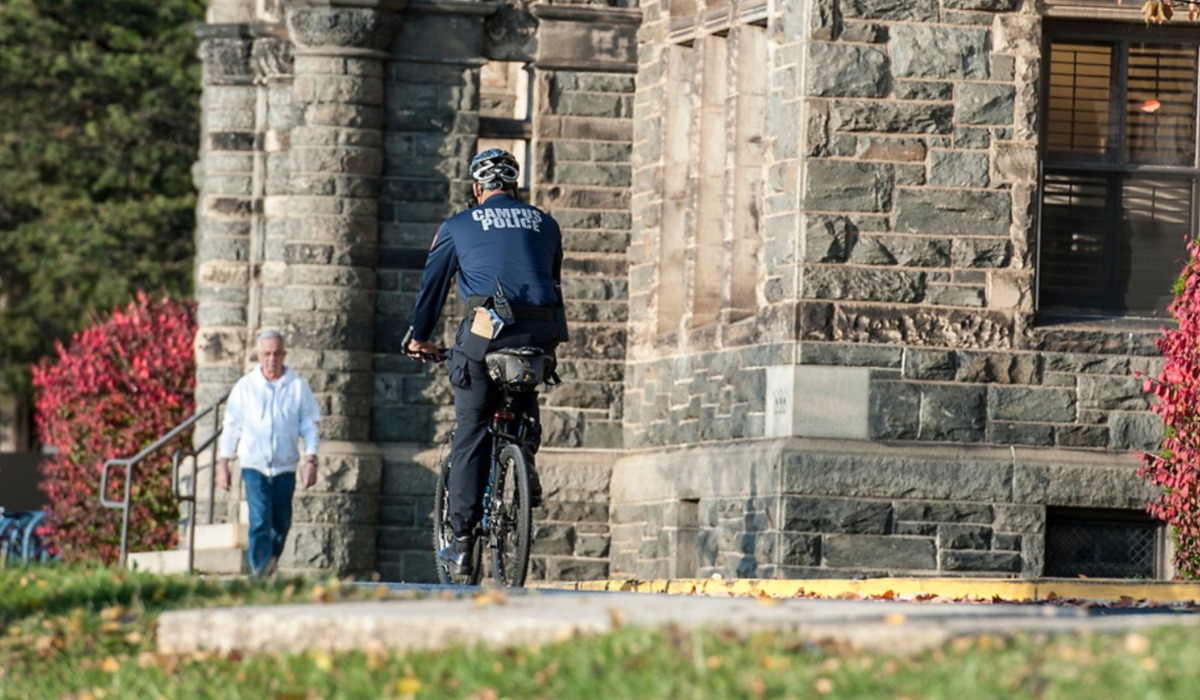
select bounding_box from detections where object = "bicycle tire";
[432,458,482,585]
[488,443,533,587]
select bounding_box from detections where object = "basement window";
[1044,507,1165,579]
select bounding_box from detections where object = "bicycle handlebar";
[401,326,448,363]
[406,347,449,363]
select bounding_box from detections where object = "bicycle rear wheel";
[487,443,533,587]
[433,457,482,585]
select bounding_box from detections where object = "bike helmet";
[469,148,520,191]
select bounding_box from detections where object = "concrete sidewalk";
[156,578,1200,656]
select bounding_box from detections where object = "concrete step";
[188,522,248,550]
[127,547,247,575]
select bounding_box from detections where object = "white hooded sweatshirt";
[218,365,321,477]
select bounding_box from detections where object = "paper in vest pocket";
[470,306,505,340]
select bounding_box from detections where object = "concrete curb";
[155,579,1200,657]
[534,577,1200,605]
[156,585,1200,657]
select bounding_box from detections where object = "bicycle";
[0,508,51,568]
[430,346,557,587]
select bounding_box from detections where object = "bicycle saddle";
[484,347,556,390]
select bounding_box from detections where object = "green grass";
[3,565,1200,699]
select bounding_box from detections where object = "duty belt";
[466,296,559,322]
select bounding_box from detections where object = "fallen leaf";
[396,676,421,694]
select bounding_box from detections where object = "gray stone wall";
[610,438,1158,580]
[792,4,1164,454]
[192,0,1170,582]
[276,6,398,577]
[617,0,1167,580]
[534,67,634,451]
[194,26,263,409]
[626,0,804,451]
[627,0,1164,454]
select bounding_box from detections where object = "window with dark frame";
[1038,25,1200,319]
[1044,507,1165,579]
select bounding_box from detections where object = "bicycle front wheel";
[488,443,533,587]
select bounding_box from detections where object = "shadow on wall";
[0,452,46,511]
[739,467,760,577]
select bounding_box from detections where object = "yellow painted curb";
[534,578,1200,604]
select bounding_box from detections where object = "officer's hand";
[407,339,442,362]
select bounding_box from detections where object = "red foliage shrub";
[32,293,196,564]
[1140,239,1200,578]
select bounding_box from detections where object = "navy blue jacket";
[409,193,564,345]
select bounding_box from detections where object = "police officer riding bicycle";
[404,148,568,577]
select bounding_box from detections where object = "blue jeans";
[241,469,295,576]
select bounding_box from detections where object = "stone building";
[194,0,1189,581]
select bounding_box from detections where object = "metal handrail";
[100,393,228,569]
[171,423,230,575]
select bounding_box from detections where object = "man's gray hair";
[256,329,285,347]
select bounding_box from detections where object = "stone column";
[281,5,399,576]
[194,23,258,409]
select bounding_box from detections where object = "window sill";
[1033,312,1169,333]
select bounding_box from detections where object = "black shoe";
[437,535,473,576]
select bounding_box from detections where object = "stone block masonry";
[625,0,1164,455]
[617,0,1169,579]
[192,0,1172,582]
[533,68,633,452]
[609,438,1158,580]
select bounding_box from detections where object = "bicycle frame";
[479,393,538,536]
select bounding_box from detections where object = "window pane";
[1039,172,1115,310]
[1039,171,1192,317]
[1121,175,1192,314]
[1126,44,1198,166]
[1046,42,1113,161]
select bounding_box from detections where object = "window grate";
[1045,513,1160,579]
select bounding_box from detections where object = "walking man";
[404,148,568,577]
[217,329,321,577]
